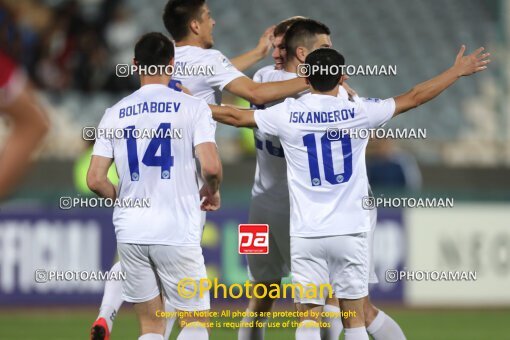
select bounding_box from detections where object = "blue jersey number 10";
[124,123,174,181]
[302,133,352,186]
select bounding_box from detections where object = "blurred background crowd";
[1,0,140,93]
[2,0,509,203]
[1,0,508,182]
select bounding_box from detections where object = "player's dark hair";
[284,18,330,58]
[305,48,345,92]
[134,32,174,67]
[274,16,307,37]
[163,0,206,42]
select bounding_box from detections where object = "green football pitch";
[0,308,508,339]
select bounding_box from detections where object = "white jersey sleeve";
[254,101,287,137]
[92,109,113,158]
[193,101,217,146]
[362,97,396,128]
[174,46,246,104]
[206,50,246,90]
[253,65,275,83]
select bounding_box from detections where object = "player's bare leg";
[246,288,276,313]
[363,296,379,326]
[295,303,323,340]
[320,296,343,340]
[338,298,368,340]
[133,294,166,340]
[363,296,406,340]
[238,281,278,340]
[176,310,209,340]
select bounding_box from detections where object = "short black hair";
[284,18,330,58]
[274,16,307,37]
[163,0,206,42]
[305,48,345,92]
[134,32,174,67]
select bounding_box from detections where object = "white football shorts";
[291,233,369,304]
[246,201,378,284]
[117,243,210,311]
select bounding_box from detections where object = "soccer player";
[87,32,222,340]
[163,0,309,106]
[251,16,307,79]
[153,6,307,338]
[209,46,489,340]
[242,18,401,340]
[279,19,407,340]
[89,17,274,340]
[238,17,337,340]
[0,51,49,199]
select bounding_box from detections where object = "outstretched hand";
[256,25,275,57]
[453,45,490,77]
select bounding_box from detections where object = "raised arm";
[393,45,490,116]
[225,76,307,105]
[230,26,275,72]
[209,105,257,128]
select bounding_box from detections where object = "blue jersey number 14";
[302,133,352,186]
[124,123,174,181]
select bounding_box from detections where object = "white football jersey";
[254,93,395,237]
[173,45,245,104]
[250,68,295,212]
[252,65,275,83]
[93,84,216,245]
[250,67,349,213]
[172,45,244,227]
